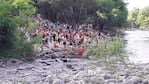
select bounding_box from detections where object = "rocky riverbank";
[0,52,149,84]
[0,44,148,84]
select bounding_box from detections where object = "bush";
[0,41,34,61]
[30,35,42,44]
[0,31,35,61]
[28,22,38,30]
[85,38,127,65]
[14,41,34,61]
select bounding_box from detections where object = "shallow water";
[125,30,149,64]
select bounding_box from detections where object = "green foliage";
[31,35,42,44]
[38,0,96,24]
[141,17,149,28]
[12,40,34,60]
[95,0,128,31]
[0,41,34,60]
[0,0,36,60]
[127,8,139,27]
[128,7,149,28]
[85,38,126,65]
[28,22,38,30]
[137,6,149,28]
[34,0,128,31]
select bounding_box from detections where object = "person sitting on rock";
[77,44,85,58]
[62,42,68,55]
[40,34,49,51]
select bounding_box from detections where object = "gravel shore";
[0,52,149,84]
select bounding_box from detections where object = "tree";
[127,8,140,28]
[95,0,128,31]
[137,6,149,28]
[34,0,128,32]
[128,6,149,28]
[0,0,35,48]
[34,0,96,24]
[0,0,35,58]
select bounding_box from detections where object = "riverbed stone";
[51,48,61,52]
[87,69,97,76]
[52,79,64,84]
[123,76,143,84]
[0,55,149,84]
[67,80,78,84]
[51,53,59,59]
[143,79,149,84]
[45,75,54,84]
[89,76,105,84]
[73,71,86,80]
[105,79,119,84]
[102,73,113,80]
[58,74,71,83]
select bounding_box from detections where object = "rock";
[55,58,63,63]
[123,76,143,84]
[66,64,74,69]
[52,79,64,84]
[67,80,78,84]
[17,66,25,70]
[143,79,149,84]
[105,79,118,84]
[51,53,59,59]
[87,70,97,76]
[88,76,105,84]
[96,67,102,73]
[58,74,71,83]
[67,80,85,84]
[77,80,85,84]
[73,71,86,80]
[102,73,113,80]
[37,50,53,58]
[68,51,75,55]
[0,62,6,67]
[61,58,71,62]
[117,70,128,76]
[115,70,129,81]
[6,59,23,66]
[52,48,61,52]
[40,61,51,65]
[10,59,23,64]
[45,75,54,84]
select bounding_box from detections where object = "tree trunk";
[97,24,104,32]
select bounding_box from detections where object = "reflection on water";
[125,30,149,64]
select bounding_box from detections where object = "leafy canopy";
[0,0,35,48]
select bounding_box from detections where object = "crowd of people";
[31,15,107,57]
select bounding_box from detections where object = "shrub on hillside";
[85,38,127,65]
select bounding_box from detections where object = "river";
[125,30,149,64]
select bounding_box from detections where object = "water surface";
[125,30,149,64]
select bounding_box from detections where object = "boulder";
[105,79,118,84]
[45,75,54,84]
[88,76,105,84]
[58,74,71,83]
[143,79,149,84]
[66,64,74,69]
[51,53,59,59]
[73,71,86,80]
[52,79,64,84]
[123,76,143,84]
[87,70,97,76]
[52,48,61,52]
[67,80,78,84]
[102,73,113,80]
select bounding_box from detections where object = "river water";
[125,30,149,64]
